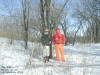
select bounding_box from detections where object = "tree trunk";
[22,0,29,49]
[45,0,52,58]
[40,0,45,33]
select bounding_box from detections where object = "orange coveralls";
[52,28,66,62]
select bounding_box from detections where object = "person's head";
[44,28,49,35]
[56,28,60,34]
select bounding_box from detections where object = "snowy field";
[0,37,100,75]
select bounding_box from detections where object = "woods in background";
[0,0,100,48]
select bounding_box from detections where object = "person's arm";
[48,36,51,45]
[41,35,45,45]
[52,35,55,43]
[63,35,66,44]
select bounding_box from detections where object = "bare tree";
[73,21,82,45]
[22,0,30,49]
[0,0,16,44]
[71,0,100,43]
[61,16,68,45]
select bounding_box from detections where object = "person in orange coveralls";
[52,28,66,62]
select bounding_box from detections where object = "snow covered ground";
[0,37,100,75]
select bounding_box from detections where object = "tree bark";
[22,0,29,49]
